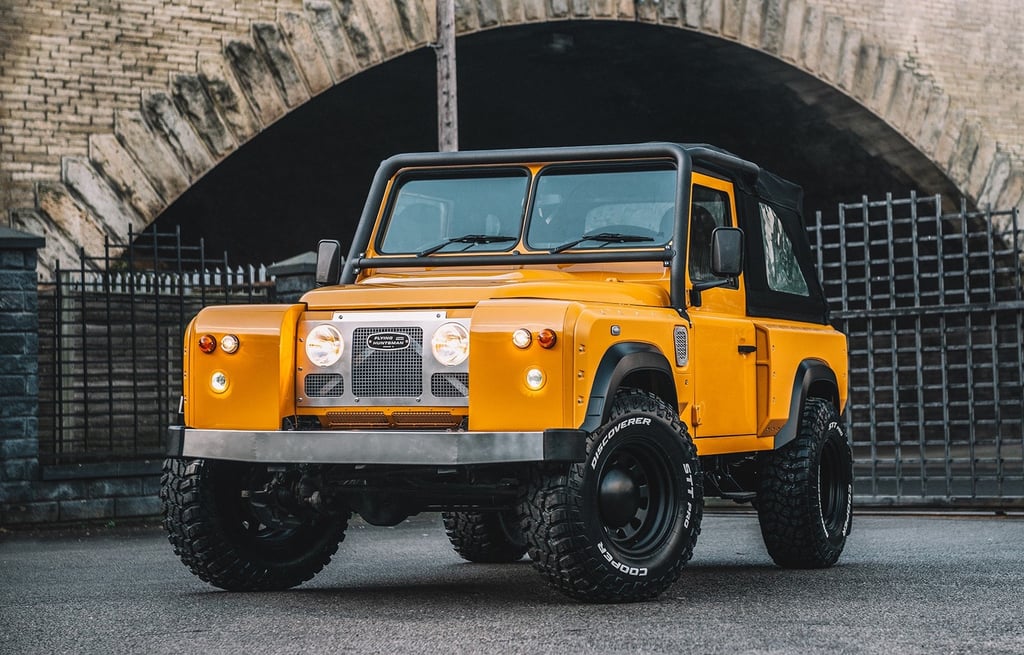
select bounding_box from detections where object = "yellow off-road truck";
[162,143,851,603]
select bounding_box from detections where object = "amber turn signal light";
[198,334,217,354]
[537,329,557,349]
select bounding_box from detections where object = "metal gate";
[36,228,272,465]
[810,193,1023,507]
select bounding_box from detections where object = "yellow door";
[687,177,757,438]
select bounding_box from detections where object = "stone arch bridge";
[2,0,1022,274]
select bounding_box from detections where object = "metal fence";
[34,197,1024,507]
[810,194,1023,507]
[37,228,273,465]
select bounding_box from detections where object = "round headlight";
[431,322,469,366]
[525,367,546,390]
[512,328,532,349]
[211,371,229,394]
[220,334,239,354]
[305,324,344,368]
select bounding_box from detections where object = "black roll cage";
[340,142,760,310]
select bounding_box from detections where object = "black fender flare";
[774,358,842,449]
[580,342,676,433]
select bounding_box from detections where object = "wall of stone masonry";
[1,0,1022,276]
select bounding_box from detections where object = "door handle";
[737,345,757,354]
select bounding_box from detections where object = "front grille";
[351,326,423,397]
[431,372,469,398]
[305,373,344,397]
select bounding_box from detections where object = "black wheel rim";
[818,437,848,534]
[596,438,677,558]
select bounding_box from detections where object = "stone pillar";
[268,250,319,304]
[0,226,45,524]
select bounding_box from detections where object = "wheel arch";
[774,358,841,450]
[580,342,677,433]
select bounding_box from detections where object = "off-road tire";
[160,458,348,590]
[521,388,703,603]
[757,397,853,568]
[441,510,528,563]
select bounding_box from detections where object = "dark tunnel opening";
[153,21,958,266]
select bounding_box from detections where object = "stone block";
[198,55,261,143]
[141,93,215,180]
[0,397,33,420]
[1,458,38,482]
[304,0,359,82]
[0,334,28,356]
[86,137,165,221]
[682,0,702,28]
[30,480,83,502]
[0,440,35,463]
[947,122,980,188]
[977,151,1013,209]
[9,209,82,281]
[115,494,161,517]
[995,171,1024,211]
[337,0,383,63]
[364,0,410,54]
[225,40,289,126]
[36,182,110,258]
[61,158,142,243]
[0,311,32,333]
[818,15,844,82]
[59,497,116,521]
[0,481,34,504]
[720,0,741,38]
[0,270,33,293]
[0,250,26,270]
[760,0,785,53]
[85,477,144,498]
[966,136,998,201]
[0,417,28,439]
[546,0,570,20]
[113,110,189,206]
[278,11,334,95]
[2,501,59,524]
[799,6,823,71]
[850,42,880,102]
[391,0,432,44]
[498,0,527,22]
[915,91,950,156]
[740,0,764,46]
[253,23,310,108]
[836,28,861,91]
[701,0,723,33]
[170,75,235,158]
[142,475,163,496]
[0,375,27,396]
[522,0,546,20]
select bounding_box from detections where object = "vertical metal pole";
[959,198,977,500]
[104,237,114,454]
[884,193,902,500]
[935,196,953,499]
[983,205,1003,497]
[55,260,64,460]
[129,226,139,448]
[435,0,458,152]
[909,191,928,497]
[79,246,88,454]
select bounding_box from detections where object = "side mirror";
[315,239,342,287]
[711,227,743,277]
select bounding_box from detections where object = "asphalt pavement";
[1,511,1022,654]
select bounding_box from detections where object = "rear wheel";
[160,458,348,590]
[521,388,703,603]
[757,398,853,568]
[442,510,528,563]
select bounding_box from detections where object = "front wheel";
[160,458,349,590]
[757,397,853,568]
[521,389,703,603]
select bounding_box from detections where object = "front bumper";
[167,426,587,465]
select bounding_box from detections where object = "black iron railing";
[810,193,1023,506]
[37,228,273,465]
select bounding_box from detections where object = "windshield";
[526,167,676,251]
[376,165,677,255]
[378,171,528,254]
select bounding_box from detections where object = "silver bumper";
[167,427,586,465]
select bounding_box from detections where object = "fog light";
[220,334,239,354]
[525,367,545,390]
[210,371,229,394]
[512,328,532,349]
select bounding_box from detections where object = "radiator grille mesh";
[351,326,423,397]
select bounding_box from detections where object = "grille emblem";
[366,332,411,351]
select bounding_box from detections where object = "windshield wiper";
[417,234,517,257]
[550,232,655,254]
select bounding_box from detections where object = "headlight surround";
[431,322,469,366]
[305,324,344,368]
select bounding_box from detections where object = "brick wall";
[1,1,1022,275]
